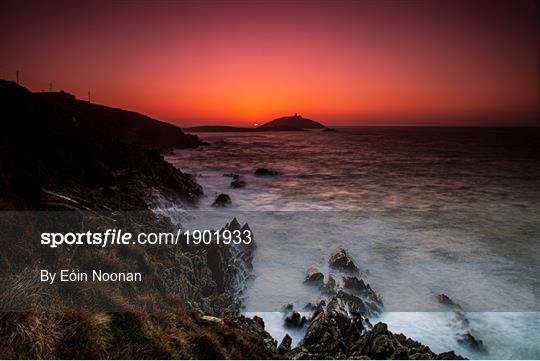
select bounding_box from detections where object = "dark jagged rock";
[342,276,383,311]
[437,293,463,310]
[278,334,292,354]
[161,218,256,314]
[252,315,265,329]
[157,217,256,316]
[329,246,359,272]
[290,267,464,359]
[298,309,364,357]
[351,322,467,360]
[455,311,470,328]
[282,303,294,312]
[231,178,247,188]
[458,332,486,353]
[437,294,486,353]
[212,193,232,207]
[343,276,369,293]
[227,217,242,230]
[290,315,466,360]
[289,257,463,360]
[321,275,337,295]
[223,173,247,188]
[304,267,324,284]
[328,290,370,317]
[254,168,281,176]
[212,218,256,304]
[304,300,326,312]
[225,315,278,356]
[284,311,307,328]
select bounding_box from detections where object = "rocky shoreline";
[240,246,465,360]
[0,79,465,359]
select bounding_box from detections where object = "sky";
[1,0,538,126]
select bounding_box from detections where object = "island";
[184,113,332,132]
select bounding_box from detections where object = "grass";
[0,310,279,359]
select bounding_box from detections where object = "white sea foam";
[167,129,540,359]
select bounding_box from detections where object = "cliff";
[0,80,202,210]
[0,80,200,151]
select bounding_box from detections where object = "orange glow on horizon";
[1,1,538,126]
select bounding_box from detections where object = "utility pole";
[49,82,52,92]
[16,70,19,84]
[88,91,91,103]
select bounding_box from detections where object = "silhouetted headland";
[0,79,202,210]
[1,80,200,151]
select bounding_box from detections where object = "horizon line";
[3,78,538,128]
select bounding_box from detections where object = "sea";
[165,127,540,359]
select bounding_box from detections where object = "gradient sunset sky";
[1,0,538,126]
